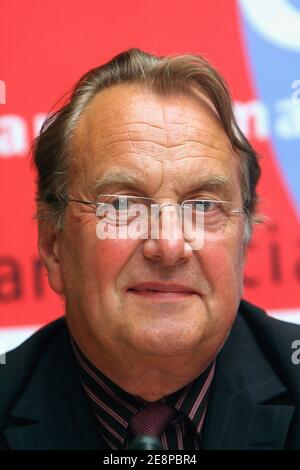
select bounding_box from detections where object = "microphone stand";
[127,435,163,450]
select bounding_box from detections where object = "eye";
[111,196,128,211]
[183,200,221,212]
[195,200,219,212]
[97,195,128,211]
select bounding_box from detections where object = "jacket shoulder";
[239,299,300,340]
[239,299,300,392]
[0,318,67,425]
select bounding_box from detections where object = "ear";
[38,220,65,295]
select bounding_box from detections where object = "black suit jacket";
[1,300,300,450]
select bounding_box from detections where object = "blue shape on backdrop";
[238,0,300,215]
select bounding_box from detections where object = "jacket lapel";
[201,312,295,449]
[3,326,106,450]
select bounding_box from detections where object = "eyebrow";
[89,173,142,196]
[89,172,235,200]
[186,175,235,200]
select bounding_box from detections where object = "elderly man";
[0,49,299,450]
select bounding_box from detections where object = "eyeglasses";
[61,194,248,241]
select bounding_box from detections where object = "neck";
[70,327,216,402]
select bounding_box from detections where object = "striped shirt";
[71,336,215,450]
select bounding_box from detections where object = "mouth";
[127,282,198,302]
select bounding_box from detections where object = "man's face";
[49,84,246,362]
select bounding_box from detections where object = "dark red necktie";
[128,403,176,450]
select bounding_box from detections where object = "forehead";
[71,84,240,195]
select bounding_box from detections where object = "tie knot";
[129,403,176,437]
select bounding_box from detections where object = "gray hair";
[31,48,261,242]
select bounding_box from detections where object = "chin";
[125,323,205,358]
[133,341,198,357]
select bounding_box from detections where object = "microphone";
[128,435,163,450]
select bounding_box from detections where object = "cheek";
[197,240,245,340]
[200,239,245,296]
[61,222,138,297]
[91,238,138,288]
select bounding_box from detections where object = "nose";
[142,204,193,266]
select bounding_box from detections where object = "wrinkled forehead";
[73,83,232,148]
[70,84,239,196]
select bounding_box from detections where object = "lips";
[128,282,196,293]
[127,282,198,301]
